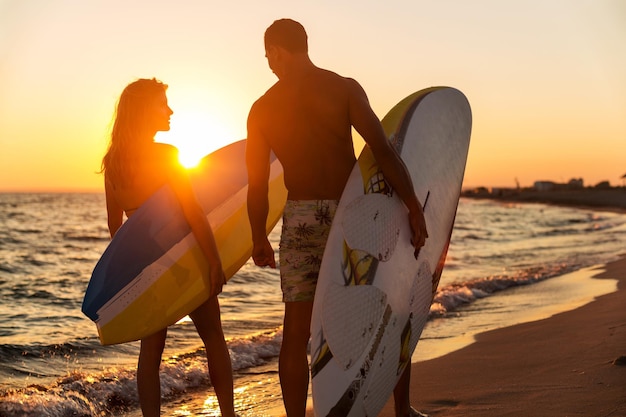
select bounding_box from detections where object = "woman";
[101,78,236,417]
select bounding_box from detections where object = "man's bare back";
[248,67,360,200]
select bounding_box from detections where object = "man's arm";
[347,79,428,255]
[246,105,276,268]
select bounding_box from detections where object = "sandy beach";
[376,255,626,417]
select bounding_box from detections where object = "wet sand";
[375,255,626,417]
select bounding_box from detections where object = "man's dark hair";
[264,19,308,53]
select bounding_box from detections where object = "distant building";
[534,178,584,191]
[465,186,490,196]
[566,178,584,189]
[534,181,557,191]
[490,187,518,197]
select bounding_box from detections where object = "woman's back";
[105,143,179,217]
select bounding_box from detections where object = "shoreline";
[462,187,626,213]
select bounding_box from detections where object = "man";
[246,19,428,417]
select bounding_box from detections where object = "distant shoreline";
[462,187,626,213]
[3,188,626,213]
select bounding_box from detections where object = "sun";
[157,111,238,168]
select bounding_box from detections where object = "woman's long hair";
[101,78,167,184]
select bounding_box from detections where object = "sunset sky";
[1,0,624,192]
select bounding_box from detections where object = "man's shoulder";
[314,68,362,94]
[315,66,356,81]
[251,82,281,110]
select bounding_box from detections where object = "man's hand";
[252,237,277,268]
[408,205,428,259]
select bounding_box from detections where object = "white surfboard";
[310,87,472,416]
[82,139,287,345]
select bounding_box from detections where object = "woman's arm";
[104,176,124,238]
[168,156,226,298]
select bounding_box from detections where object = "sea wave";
[430,260,588,316]
[0,330,283,417]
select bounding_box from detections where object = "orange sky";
[1,0,625,192]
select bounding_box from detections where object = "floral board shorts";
[279,199,338,302]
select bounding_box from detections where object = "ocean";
[1,193,625,416]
